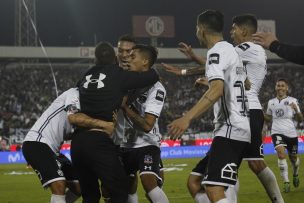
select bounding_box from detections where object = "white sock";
[216,198,229,203]
[127,192,138,203]
[65,190,80,203]
[278,159,289,182]
[147,187,169,203]
[257,167,284,203]
[194,192,210,203]
[225,186,237,203]
[51,194,66,203]
[291,157,300,176]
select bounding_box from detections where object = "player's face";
[230,23,242,45]
[275,81,288,97]
[128,49,148,72]
[117,41,135,69]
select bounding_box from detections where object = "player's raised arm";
[178,42,206,65]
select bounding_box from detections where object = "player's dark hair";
[197,10,224,33]
[118,34,137,44]
[276,78,289,86]
[232,14,258,33]
[132,44,158,68]
[94,42,117,65]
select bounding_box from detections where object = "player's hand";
[194,77,209,87]
[168,117,190,140]
[178,42,195,59]
[103,121,115,135]
[112,111,118,127]
[252,32,278,49]
[161,63,182,75]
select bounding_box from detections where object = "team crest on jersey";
[155,90,165,102]
[275,109,284,117]
[65,104,79,114]
[284,101,289,105]
[144,155,153,164]
[208,53,220,65]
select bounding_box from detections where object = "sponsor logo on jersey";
[275,109,284,117]
[208,53,220,65]
[156,90,165,102]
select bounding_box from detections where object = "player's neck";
[277,95,287,100]
[206,35,224,49]
[240,35,253,44]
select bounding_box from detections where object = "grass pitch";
[1,155,303,203]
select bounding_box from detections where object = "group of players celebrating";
[22,9,303,203]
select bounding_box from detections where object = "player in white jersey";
[162,14,285,203]
[265,78,303,192]
[231,14,284,203]
[119,44,169,203]
[22,88,114,203]
[169,10,250,203]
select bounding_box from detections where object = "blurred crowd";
[0,62,304,150]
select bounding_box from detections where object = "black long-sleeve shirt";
[269,41,304,65]
[79,64,159,121]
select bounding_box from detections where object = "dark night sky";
[1,0,304,47]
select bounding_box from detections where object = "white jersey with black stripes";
[235,42,267,110]
[120,81,166,148]
[205,41,250,142]
[23,88,80,154]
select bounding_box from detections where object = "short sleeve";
[65,89,81,115]
[205,52,228,82]
[144,85,166,117]
[266,100,272,115]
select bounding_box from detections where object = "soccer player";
[120,44,169,203]
[265,78,303,192]
[169,10,250,203]
[163,14,285,203]
[231,14,284,202]
[71,42,159,203]
[22,87,114,203]
[252,32,304,65]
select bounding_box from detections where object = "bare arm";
[178,42,206,65]
[290,102,304,122]
[68,113,114,135]
[161,63,205,76]
[264,113,272,123]
[168,79,224,139]
[121,105,156,133]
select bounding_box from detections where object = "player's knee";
[248,160,266,174]
[50,180,66,195]
[140,174,158,193]
[187,175,203,197]
[205,185,225,203]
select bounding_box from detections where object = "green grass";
[1,155,304,202]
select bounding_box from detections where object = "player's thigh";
[202,137,248,187]
[22,141,66,188]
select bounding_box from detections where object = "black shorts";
[191,153,209,176]
[243,109,264,160]
[22,141,78,188]
[202,136,248,187]
[271,134,298,155]
[159,158,164,171]
[121,145,162,182]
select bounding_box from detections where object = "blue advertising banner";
[1,143,304,164]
